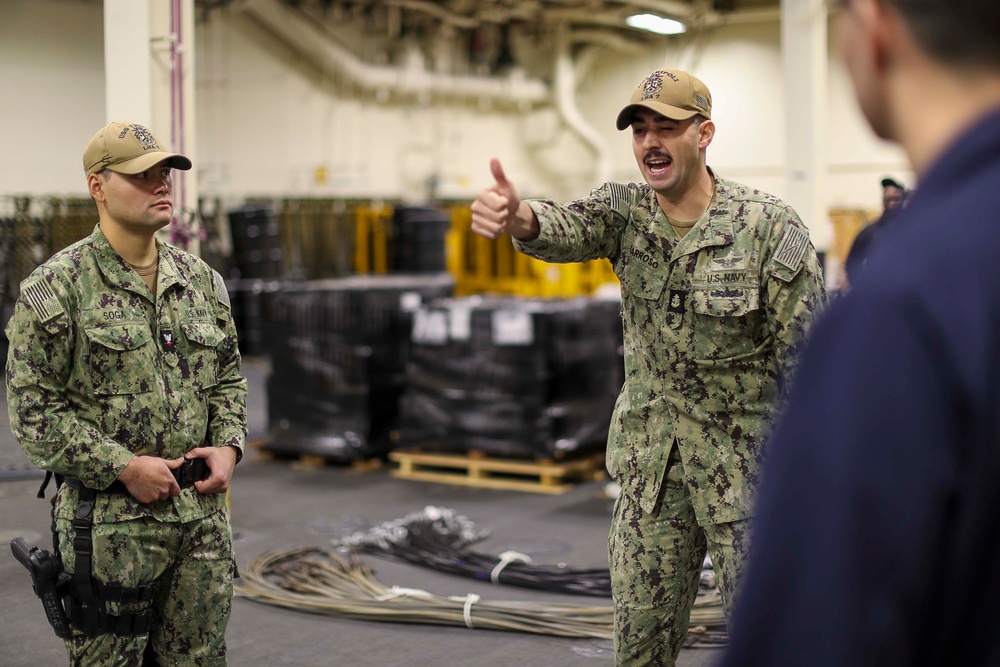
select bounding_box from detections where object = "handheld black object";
[172,457,210,488]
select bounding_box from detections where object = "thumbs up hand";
[470,158,538,241]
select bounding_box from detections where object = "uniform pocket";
[84,323,153,395]
[690,287,762,361]
[618,260,666,345]
[619,261,666,301]
[692,286,758,316]
[179,322,226,389]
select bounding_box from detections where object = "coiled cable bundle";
[333,505,612,596]
[237,547,615,638]
[237,506,727,644]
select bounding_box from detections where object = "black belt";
[63,458,210,495]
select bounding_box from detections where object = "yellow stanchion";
[829,207,877,267]
[372,208,390,275]
[444,204,620,298]
[353,204,394,274]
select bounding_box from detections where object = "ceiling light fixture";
[625,13,686,35]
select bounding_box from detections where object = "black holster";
[22,473,160,638]
[24,459,212,638]
[10,537,73,638]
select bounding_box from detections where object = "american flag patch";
[606,183,629,210]
[22,278,64,323]
[213,270,231,309]
[773,226,809,272]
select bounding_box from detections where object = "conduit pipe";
[383,0,481,30]
[553,24,612,184]
[700,7,781,27]
[169,0,187,229]
[239,0,550,108]
[570,29,647,54]
[615,0,695,19]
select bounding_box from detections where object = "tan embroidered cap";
[83,121,192,176]
[616,69,712,130]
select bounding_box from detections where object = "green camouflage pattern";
[515,173,825,522]
[514,172,825,665]
[54,509,235,666]
[5,224,247,524]
[4,224,246,662]
[610,446,750,665]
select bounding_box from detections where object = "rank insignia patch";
[668,289,687,314]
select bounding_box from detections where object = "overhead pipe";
[238,0,550,108]
[383,0,481,29]
[169,0,186,229]
[614,0,695,19]
[553,23,612,184]
[570,29,648,54]
[613,0,781,27]
[700,7,781,27]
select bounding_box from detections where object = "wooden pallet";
[388,449,605,494]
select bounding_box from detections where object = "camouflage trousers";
[55,508,236,667]
[609,446,751,666]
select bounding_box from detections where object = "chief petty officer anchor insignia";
[668,289,687,313]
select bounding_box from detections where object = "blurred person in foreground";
[720,0,1000,665]
[470,68,826,665]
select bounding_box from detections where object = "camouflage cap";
[615,69,712,130]
[83,121,192,176]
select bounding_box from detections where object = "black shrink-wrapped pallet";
[397,295,623,459]
[228,205,283,279]
[260,274,455,462]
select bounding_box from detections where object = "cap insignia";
[122,124,160,151]
[640,72,663,101]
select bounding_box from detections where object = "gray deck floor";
[0,357,722,667]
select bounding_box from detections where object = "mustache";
[643,150,672,162]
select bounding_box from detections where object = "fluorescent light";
[626,13,686,35]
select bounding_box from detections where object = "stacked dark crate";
[225,278,281,357]
[228,205,283,279]
[225,204,284,358]
[261,274,454,461]
[391,206,450,273]
[397,295,624,459]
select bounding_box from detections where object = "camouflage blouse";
[5,225,247,524]
[515,173,826,524]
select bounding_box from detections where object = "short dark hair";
[886,0,1000,69]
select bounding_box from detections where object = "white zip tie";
[377,586,433,601]
[448,593,481,629]
[490,550,533,585]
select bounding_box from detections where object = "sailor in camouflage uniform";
[471,69,826,665]
[5,121,247,665]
